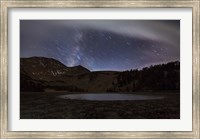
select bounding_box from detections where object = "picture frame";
[0,0,199,138]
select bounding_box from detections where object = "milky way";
[20,20,180,71]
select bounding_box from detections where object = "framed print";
[0,0,199,138]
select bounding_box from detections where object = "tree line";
[107,61,180,92]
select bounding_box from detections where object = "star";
[20,20,180,71]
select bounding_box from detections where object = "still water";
[58,93,164,101]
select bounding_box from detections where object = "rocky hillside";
[21,57,90,81]
[20,57,117,92]
[20,57,180,93]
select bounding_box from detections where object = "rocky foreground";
[20,92,180,119]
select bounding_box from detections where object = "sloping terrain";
[20,57,180,93]
[20,57,118,92]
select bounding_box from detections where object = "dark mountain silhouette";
[20,57,180,92]
[21,57,68,81]
[65,65,90,76]
[21,57,90,81]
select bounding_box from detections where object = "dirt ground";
[20,91,180,119]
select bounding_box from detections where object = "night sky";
[20,20,180,71]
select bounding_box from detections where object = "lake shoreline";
[20,91,180,119]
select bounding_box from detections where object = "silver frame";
[0,0,199,138]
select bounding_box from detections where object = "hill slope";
[20,57,117,92]
[20,57,180,93]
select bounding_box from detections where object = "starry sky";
[20,20,180,71]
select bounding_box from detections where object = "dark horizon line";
[20,56,180,72]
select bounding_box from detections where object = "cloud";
[21,20,180,48]
[20,20,180,70]
[58,20,180,47]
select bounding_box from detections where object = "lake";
[58,93,164,101]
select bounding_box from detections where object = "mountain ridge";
[20,56,180,93]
